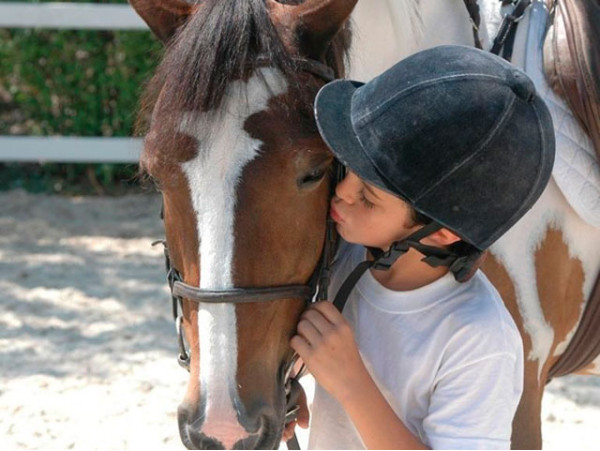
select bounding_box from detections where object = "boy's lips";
[330,204,344,223]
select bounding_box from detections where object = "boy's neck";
[368,247,450,291]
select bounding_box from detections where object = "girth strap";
[490,0,532,61]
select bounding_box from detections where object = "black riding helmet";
[314,45,555,306]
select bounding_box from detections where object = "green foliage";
[0,0,164,195]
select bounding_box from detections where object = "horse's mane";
[136,0,352,136]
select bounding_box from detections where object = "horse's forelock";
[136,0,352,140]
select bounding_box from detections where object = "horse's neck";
[348,0,474,81]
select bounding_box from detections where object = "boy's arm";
[291,301,429,450]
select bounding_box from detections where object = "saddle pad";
[521,1,600,229]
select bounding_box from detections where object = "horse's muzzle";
[177,400,284,450]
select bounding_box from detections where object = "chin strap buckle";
[370,241,411,271]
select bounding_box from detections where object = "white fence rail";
[0,3,149,163]
[0,3,146,30]
[0,136,143,163]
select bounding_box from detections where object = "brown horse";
[130,0,354,448]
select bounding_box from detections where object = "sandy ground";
[1,189,599,450]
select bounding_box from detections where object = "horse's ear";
[267,0,358,59]
[129,0,196,44]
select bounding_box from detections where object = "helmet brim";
[314,79,398,197]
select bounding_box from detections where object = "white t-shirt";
[308,241,524,450]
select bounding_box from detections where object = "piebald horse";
[130,0,600,449]
[348,1,600,449]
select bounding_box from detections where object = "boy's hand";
[281,383,309,442]
[291,301,367,402]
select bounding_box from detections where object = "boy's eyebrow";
[363,182,381,200]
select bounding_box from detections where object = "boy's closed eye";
[359,189,375,209]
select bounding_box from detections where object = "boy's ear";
[425,227,462,247]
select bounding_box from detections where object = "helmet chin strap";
[332,221,475,312]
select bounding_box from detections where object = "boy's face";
[330,171,421,250]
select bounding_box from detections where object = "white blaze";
[179,68,287,448]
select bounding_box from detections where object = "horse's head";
[130,0,356,448]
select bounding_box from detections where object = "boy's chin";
[336,226,387,250]
[335,225,354,244]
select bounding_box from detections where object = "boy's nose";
[334,171,358,204]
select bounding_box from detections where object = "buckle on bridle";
[504,11,526,23]
[175,316,191,371]
[370,241,411,271]
[503,0,531,23]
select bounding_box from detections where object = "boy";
[285,45,555,449]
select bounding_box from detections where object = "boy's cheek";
[337,222,370,247]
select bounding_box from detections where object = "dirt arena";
[1,190,599,450]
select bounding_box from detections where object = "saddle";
[543,0,600,161]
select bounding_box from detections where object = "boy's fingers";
[301,308,334,332]
[291,335,311,357]
[282,419,297,441]
[292,358,304,376]
[297,318,322,344]
[297,389,310,428]
[312,300,344,324]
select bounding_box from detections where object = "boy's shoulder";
[443,270,506,326]
[436,270,523,370]
[332,241,522,358]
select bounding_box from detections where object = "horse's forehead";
[144,68,291,178]
[178,68,288,286]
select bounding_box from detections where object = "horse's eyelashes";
[298,168,327,188]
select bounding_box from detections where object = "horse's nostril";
[186,429,227,450]
[237,402,272,433]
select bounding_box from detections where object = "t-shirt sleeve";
[422,353,522,450]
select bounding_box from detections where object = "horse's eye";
[298,168,327,188]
